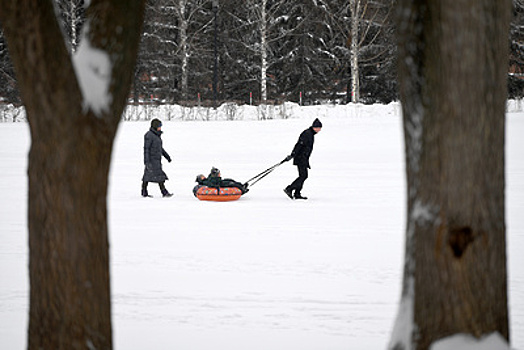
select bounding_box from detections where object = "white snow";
[403,105,424,198]
[72,24,112,116]
[412,199,438,224]
[0,103,523,350]
[389,199,439,350]
[388,276,415,350]
[431,332,510,350]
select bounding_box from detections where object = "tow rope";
[244,158,287,188]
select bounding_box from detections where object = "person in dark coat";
[283,118,322,200]
[141,118,173,197]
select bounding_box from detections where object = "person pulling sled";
[283,118,322,200]
[192,118,322,202]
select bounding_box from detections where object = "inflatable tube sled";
[193,168,248,202]
[193,185,243,202]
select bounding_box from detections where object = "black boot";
[159,182,172,198]
[283,187,294,199]
[294,192,308,200]
[142,182,152,197]
[161,189,173,198]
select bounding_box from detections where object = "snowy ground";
[0,103,522,349]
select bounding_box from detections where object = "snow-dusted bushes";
[122,102,296,121]
[0,104,26,122]
[0,101,398,123]
[6,99,523,124]
[507,98,524,113]
[0,102,295,123]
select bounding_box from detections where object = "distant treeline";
[1,0,524,106]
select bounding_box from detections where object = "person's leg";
[285,165,308,199]
[141,181,150,197]
[293,166,308,199]
[284,184,294,199]
[159,182,173,197]
[284,166,300,198]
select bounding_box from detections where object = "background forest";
[1,0,524,107]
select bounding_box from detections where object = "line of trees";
[1,0,524,107]
[132,0,398,105]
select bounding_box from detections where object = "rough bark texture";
[260,0,268,103]
[394,0,511,349]
[350,0,360,103]
[0,1,145,349]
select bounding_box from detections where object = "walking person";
[283,118,322,200]
[141,118,173,198]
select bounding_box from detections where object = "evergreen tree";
[0,29,19,105]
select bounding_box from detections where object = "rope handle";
[244,158,288,188]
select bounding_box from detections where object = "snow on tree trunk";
[350,0,360,103]
[260,0,268,104]
[390,1,511,350]
[71,0,78,53]
[178,0,189,101]
[0,0,146,349]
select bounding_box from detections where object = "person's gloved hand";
[284,155,293,162]
[167,157,172,163]
[146,163,153,171]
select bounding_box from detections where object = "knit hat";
[151,118,162,129]
[312,118,322,128]
[209,167,220,177]
[195,174,206,183]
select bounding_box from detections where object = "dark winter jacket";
[142,128,171,183]
[202,174,221,187]
[198,176,248,194]
[291,127,316,168]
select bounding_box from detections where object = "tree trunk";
[70,0,79,53]
[260,0,268,104]
[178,0,189,101]
[349,0,360,103]
[391,1,511,349]
[27,116,115,349]
[0,1,145,349]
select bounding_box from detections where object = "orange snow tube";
[194,185,243,202]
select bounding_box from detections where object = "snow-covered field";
[0,103,522,349]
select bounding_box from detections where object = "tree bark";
[391,1,511,349]
[70,0,79,53]
[0,1,145,349]
[260,0,268,104]
[177,0,190,101]
[350,0,360,103]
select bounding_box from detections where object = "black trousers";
[142,181,166,192]
[288,164,308,193]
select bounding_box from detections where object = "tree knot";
[448,226,474,258]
